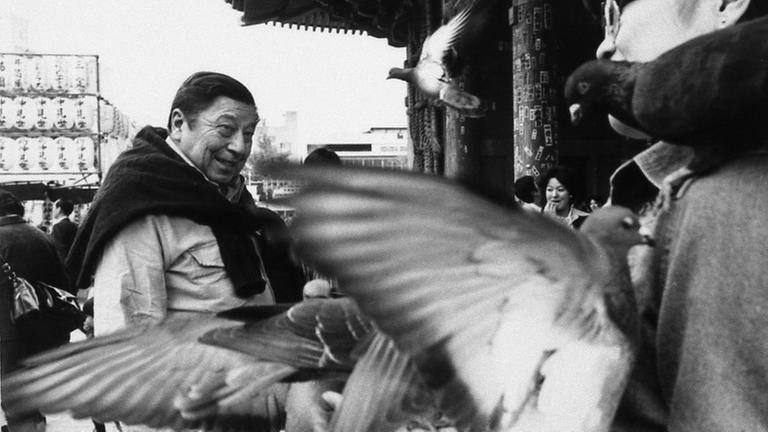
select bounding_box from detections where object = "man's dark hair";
[304,147,342,166]
[582,0,768,23]
[167,71,258,130]
[55,199,74,216]
[0,190,24,217]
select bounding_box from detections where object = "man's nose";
[596,37,616,60]
[228,132,249,156]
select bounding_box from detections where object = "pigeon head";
[564,59,636,127]
[387,67,411,82]
[581,206,654,255]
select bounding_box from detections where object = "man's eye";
[218,125,235,136]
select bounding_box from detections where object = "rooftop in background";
[224,0,409,47]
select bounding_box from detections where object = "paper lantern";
[11,97,35,130]
[54,136,76,171]
[51,97,76,130]
[0,97,12,130]
[74,96,97,130]
[16,137,38,171]
[74,136,95,171]
[70,56,98,93]
[32,97,55,130]
[0,137,16,171]
[26,56,49,92]
[6,55,26,91]
[0,55,12,91]
[37,136,56,171]
[99,101,115,133]
[48,56,70,93]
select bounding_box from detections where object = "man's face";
[596,0,721,136]
[171,96,258,185]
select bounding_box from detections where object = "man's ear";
[718,0,750,28]
[169,108,185,141]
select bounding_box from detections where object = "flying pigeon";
[564,14,768,205]
[387,3,488,118]
[2,299,381,432]
[268,164,653,432]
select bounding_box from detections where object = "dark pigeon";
[565,14,768,204]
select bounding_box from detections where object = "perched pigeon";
[269,164,653,432]
[387,3,488,117]
[564,14,768,204]
[3,299,378,432]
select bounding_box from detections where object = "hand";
[543,200,558,215]
[285,380,344,432]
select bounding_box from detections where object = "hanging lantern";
[0,55,11,91]
[54,136,76,171]
[0,96,12,130]
[99,101,115,134]
[26,55,49,92]
[75,136,95,171]
[16,136,38,171]
[8,55,26,91]
[51,96,76,130]
[73,96,96,130]
[48,56,70,93]
[33,97,55,130]
[0,137,16,171]
[37,136,56,171]
[12,97,35,130]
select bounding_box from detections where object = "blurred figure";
[50,199,77,260]
[0,190,70,432]
[538,165,589,229]
[304,147,342,166]
[513,175,541,212]
[586,194,604,212]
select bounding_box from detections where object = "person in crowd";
[513,175,542,212]
[537,165,589,229]
[586,194,603,212]
[589,0,768,430]
[0,190,70,432]
[50,198,78,260]
[65,72,312,430]
[304,147,342,166]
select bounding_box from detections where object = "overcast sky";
[1,0,408,140]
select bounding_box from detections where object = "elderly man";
[67,72,310,428]
[588,0,768,431]
[69,71,305,331]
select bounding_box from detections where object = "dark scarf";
[68,126,271,297]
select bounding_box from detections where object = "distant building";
[306,126,412,170]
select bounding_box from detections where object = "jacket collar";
[0,215,27,227]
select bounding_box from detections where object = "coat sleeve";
[92,215,169,336]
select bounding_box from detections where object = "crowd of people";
[1,0,768,430]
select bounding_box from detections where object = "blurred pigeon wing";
[273,165,603,425]
[420,6,472,63]
[200,298,374,371]
[4,317,296,431]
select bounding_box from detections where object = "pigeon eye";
[578,82,590,94]
[621,217,636,230]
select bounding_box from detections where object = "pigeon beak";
[569,104,583,125]
[639,226,655,247]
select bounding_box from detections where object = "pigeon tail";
[438,86,486,117]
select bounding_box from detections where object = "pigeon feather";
[269,164,649,432]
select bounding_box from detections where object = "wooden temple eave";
[224,0,409,47]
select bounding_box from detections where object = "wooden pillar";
[511,0,559,180]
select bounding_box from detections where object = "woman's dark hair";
[0,189,24,217]
[537,165,585,206]
[304,147,342,166]
[167,71,258,130]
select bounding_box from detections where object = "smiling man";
[67,72,305,332]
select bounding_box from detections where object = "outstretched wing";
[269,164,603,428]
[201,298,375,372]
[420,6,473,63]
[3,317,296,431]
